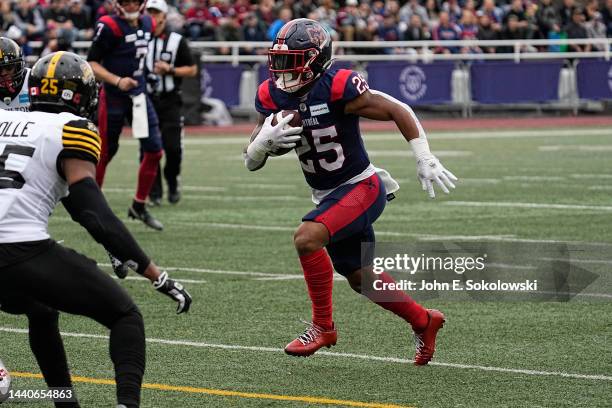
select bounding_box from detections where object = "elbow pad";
[62,177,150,274]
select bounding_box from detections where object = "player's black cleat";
[168,190,181,204]
[128,205,164,231]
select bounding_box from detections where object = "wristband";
[409,136,432,161]
[115,77,122,87]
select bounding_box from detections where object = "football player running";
[0,37,31,111]
[87,0,165,230]
[0,52,191,408]
[245,19,457,365]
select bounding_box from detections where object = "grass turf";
[1,126,611,407]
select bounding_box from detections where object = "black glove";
[153,271,192,314]
[107,251,135,279]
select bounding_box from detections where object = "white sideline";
[0,327,610,382]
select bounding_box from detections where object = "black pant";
[150,92,184,197]
[0,241,146,408]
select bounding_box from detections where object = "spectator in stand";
[165,1,186,32]
[217,9,240,54]
[565,7,591,52]
[337,0,360,41]
[424,0,440,26]
[536,0,560,38]
[499,14,528,53]
[404,14,431,41]
[441,0,462,23]
[314,0,338,33]
[584,0,607,51]
[504,0,528,29]
[479,0,503,32]
[241,12,266,54]
[230,0,251,24]
[477,12,499,53]
[603,0,612,37]
[459,9,482,53]
[68,0,93,40]
[293,0,316,20]
[266,6,291,41]
[463,0,476,15]
[558,0,575,28]
[525,2,542,40]
[375,12,400,52]
[433,10,461,53]
[547,22,567,52]
[399,0,429,28]
[0,0,15,32]
[13,0,45,41]
[255,0,275,27]
[45,0,76,49]
[185,0,217,40]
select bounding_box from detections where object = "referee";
[145,0,197,205]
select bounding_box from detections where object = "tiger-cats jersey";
[0,109,100,243]
[0,68,31,111]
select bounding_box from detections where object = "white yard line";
[571,174,612,179]
[98,263,296,279]
[0,327,610,382]
[539,145,612,152]
[114,128,611,146]
[445,201,612,212]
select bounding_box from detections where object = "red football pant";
[135,151,163,202]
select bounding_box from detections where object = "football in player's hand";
[269,110,302,157]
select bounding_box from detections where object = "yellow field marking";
[11,371,414,408]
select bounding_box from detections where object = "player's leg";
[128,95,164,230]
[286,174,384,356]
[0,292,78,407]
[1,243,146,407]
[148,98,164,205]
[330,223,445,365]
[160,100,183,204]
[97,91,126,187]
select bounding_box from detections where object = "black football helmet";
[268,19,332,93]
[29,51,98,118]
[0,37,26,100]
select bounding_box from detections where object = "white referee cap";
[146,0,168,13]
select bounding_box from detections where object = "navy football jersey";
[255,69,371,191]
[87,14,154,96]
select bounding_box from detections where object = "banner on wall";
[576,59,612,100]
[470,61,563,104]
[200,64,246,107]
[366,62,454,105]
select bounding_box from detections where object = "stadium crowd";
[0,0,610,56]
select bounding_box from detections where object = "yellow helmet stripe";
[46,51,65,78]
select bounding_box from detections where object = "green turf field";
[1,125,611,407]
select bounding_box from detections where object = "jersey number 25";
[296,126,345,173]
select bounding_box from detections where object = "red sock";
[366,271,428,332]
[135,151,163,202]
[300,249,334,330]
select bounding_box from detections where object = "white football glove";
[416,155,458,198]
[410,136,458,198]
[247,113,303,159]
[0,359,11,403]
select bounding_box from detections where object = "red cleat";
[284,322,337,357]
[413,309,445,366]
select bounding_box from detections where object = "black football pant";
[150,92,184,198]
[0,241,145,408]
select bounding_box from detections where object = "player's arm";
[59,120,191,313]
[345,89,457,198]
[244,112,302,171]
[87,22,138,92]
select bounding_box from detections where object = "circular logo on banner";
[201,68,212,98]
[399,66,427,101]
[608,66,612,93]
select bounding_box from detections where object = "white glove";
[410,137,458,198]
[246,113,303,160]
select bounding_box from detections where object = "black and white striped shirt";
[146,30,194,95]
